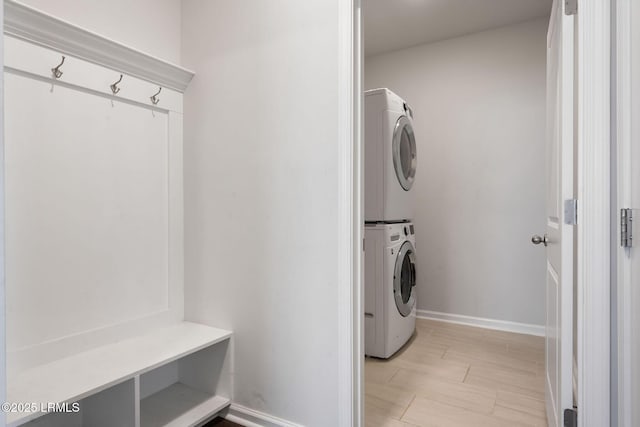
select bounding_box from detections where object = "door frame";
[0,3,5,427]
[613,0,635,425]
[338,0,363,426]
[576,1,611,426]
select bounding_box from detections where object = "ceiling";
[363,0,552,57]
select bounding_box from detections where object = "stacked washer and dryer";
[364,88,418,359]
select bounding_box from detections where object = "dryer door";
[393,241,416,317]
[392,116,417,191]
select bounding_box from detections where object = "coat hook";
[150,87,162,105]
[110,74,123,94]
[51,56,65,79]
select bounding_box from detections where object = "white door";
[538,1,575,426]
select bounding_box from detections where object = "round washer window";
[399,253,413,304]
[394,241,416,317]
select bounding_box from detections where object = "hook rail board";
[4,0,195,92]
[4,36,184,113]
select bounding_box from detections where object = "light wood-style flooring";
[365,318,547,427]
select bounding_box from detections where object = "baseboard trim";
[416,309,545,337]
[223,404,303,427]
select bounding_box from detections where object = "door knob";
[531,234,548,246]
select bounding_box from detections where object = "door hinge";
[564,408,577,427]
[564,199,578,225]
[621,208,633,248]
[565,0,577,15]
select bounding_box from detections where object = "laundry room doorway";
[350,0,613,426]
[359,1,557,424]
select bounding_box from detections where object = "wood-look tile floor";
[365,319,547,427]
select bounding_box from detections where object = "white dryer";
[364,222,417,359]
[365,88,417,222]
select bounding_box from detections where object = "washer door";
[393,241,416,317]
[392,116,417,191]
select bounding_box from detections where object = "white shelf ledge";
[7,322,232,426]
[141,383,230,427]
[4,0,195,92]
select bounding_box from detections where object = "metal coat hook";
[110,74,123,94]
[51,56,65,79]
[150,87,162,105]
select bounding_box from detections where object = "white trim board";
[224,404,303,427]
[614,0,636,425]
[416,310,545,337]
[576,1,611,426]
[4,0,194,92]
[0,4,6,427]
[337,0,362,426]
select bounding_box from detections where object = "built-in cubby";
[7,323,232,427]
[140,342,231,427]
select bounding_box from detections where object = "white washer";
[365,88,417,222]
[364,222,417,358]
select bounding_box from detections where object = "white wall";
[365,18,548,326]
[181,1,342,425]
[16,0,182,64]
